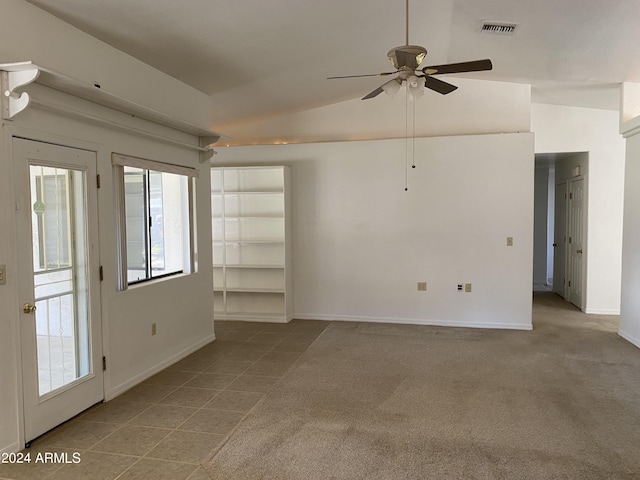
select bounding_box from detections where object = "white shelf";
[211,166,292,323]
[225,264,285,269]
[226,287,285,293]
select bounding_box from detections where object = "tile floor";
[0,319,330,480]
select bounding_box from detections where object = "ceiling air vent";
[481,21,518,35]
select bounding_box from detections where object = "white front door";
[567,177,585,309]
[14,138,104,444]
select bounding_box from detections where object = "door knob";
[577,249,583,254]
[552,243,558,247]
[23,303,37,314]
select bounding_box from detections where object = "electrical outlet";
[507,236,514,246]
[457,284,463,292]
[417,282,427,291]
[151,323,157,336]
[465,283,472,293]
[0,265,5,285]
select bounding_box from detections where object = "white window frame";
[112,153,198,290]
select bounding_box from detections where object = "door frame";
[549,160,588,311]
[6,126,107,448]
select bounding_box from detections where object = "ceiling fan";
[328,0,493,99]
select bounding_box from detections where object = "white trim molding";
[619,329,640,350]
[293,314,533,331]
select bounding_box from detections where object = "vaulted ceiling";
[24,0,640,134]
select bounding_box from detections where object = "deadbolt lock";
[23,303,36,314]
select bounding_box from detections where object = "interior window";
[113,153,198,289]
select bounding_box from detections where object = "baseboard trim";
[107,333,216,400]
[214,315,290,323]
[619,329,640,349]
[293,313,533,331]
[584,308,620,315]
[1,441,21,455]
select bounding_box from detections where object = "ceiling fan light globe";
[407,76,424,99]
[407,75,420,88]
[382,79,402,98]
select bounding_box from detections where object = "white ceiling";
[24,0,640,131]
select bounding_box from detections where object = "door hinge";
[99,266,104,281]
[569,192,573,199]
[97,174,101,188]
[102,356,107,371]
[568,280,571,287]
[569,236,572,244]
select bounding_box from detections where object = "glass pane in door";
[29,165,91,397]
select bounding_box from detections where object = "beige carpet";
[204,293,640,479]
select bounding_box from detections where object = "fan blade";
[361,78,402,100]
[422,59,492,75]
[362,85,385,100]
[423,76,458,95]
[327,71,398,79]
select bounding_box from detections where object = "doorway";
[13,137,104,443]
[534,152,588,311]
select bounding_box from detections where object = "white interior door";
[553,182,567,296]
[14,138,103,444]
[567,177,585,309]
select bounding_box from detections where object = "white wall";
[620,129,640,347]
[216,79,531,146]
[0,0,210,129]
[0,85,214,452]
[531,103,625,314]
[215,132,535,330]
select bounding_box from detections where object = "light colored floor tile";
[142,370,196,387]
[81,400,150,424]
[0,447,65,480]
[258,351,301,363]
[187,466,214,480]
[129,404,198,429]
[90,425,171,456]
[270,339,315,352]
[243,362,291,377]
[245,332,288,346]
[146,430,225,464]
[157,387,220,408]
[116,384,177,404]
[220,349,266,361]
[117,459,197,480]
[166,356,217,373]
[204,391,265,413]
[226,375,279,393]
[178,409,244,435]
[43,451,137,480]
[206,361,253,375]
[184,373,237,390]
[33,419,118,450]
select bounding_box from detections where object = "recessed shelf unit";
[211,166,292,322]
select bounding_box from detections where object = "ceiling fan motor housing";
[387,45,428,70]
